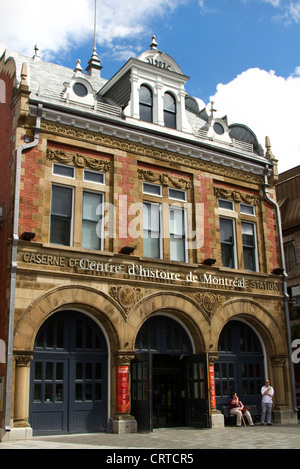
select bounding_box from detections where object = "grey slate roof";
[1,47,266,158]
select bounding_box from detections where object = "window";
[53,164,75,178]
[143,202,161,258]
[84,170,105,185]
[143,182,162,197]
[139,85,153,123]
[50,185,73,246]
[242,222,257,271]
[169,188,186,201]
[284,242,297,271]
[170,207,186,262]
[240,203,255,216]
[73,82,88,97]
[220,217,236,268]
[218,199,234,211]
[164,92,176,129]
[82,192,103,250]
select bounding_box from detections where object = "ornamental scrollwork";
[46,148,111,172]
[110,285,143,317]
[138,168,192,190]
[214,186,259,205]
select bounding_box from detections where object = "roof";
[0,42,268,162]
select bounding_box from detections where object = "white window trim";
[84,169,105,185]
[220,216,237,269]
[169,204,188,262]
[82,190,105,252]
[242,220,259,272]
[50,184,74,247]
[143,201,163,259]
[52,163,76,179]
[142,182,162,197]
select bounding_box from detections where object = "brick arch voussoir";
[211,298,286,355]
[14,285,123,351]
[127,291,210,352]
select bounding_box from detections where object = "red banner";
[116,365,130,413]
[209,365,216,409]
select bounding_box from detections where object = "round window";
[213,122,225,135]
[73,82,88,97]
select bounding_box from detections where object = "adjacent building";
[0,37,297,440]
[276,166,300,411]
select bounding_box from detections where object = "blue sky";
[1,0,300,172]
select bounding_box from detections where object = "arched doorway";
[29,311,108,435]
[131,315,209,431]
[215,320,265,411]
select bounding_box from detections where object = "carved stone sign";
[22,252,280,293]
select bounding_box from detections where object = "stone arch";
[210,298,287,356]
[127,291,210,353]
[14,284,123,352]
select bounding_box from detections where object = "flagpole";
[94,0,97,51]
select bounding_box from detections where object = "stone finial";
[74,59,83,74]
[265,136,278,185]
[33,44,40,61]
[20,62,29,89]
[150,35,158,50]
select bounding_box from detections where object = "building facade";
[0,38,297,440]
[276,166,300,411]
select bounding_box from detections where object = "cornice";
[27,106,266,184]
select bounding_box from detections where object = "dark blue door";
[29,311,108,435]
[215,320,265,411]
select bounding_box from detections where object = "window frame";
[241,221,258,272]
[163,91,177,129]
[169,204,187,262]
[219,216,237,269]
[139,84,153,123]
[143,201,163,259]
[49,184,74,247]
[81,190,104,251]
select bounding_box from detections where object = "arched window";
[164,92,176,129]
[139,85,153,123]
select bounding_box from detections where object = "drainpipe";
[4,103,43,432]
[263,160,298,413]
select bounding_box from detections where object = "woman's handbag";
[241,406,249,414]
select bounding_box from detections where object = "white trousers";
[230,408,254,426]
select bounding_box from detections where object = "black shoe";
[267,423,273,426]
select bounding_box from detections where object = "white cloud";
[210,68,300,173]
[0,0,186,59]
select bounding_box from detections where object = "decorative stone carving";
[214,186,259,205]
[14,351,34,367]
[138,168,192,190]
[110,286,143,315]
[195,292,222,322]
[40,120,263,184]
[46,148,111,172]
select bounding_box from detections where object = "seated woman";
[229,392,254,427]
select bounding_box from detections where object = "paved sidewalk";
[0,424,299,450]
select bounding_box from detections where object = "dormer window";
[164,92,176,129]
[139,85,153,123]
[73,82,88,97]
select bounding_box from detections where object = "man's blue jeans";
[261,403,272,424]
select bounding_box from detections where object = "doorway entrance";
[131,315,209,432]
[215,320,265,411]
[29,311,108,435]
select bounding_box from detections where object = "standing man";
[261,379,274,425]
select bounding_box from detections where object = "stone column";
[13,351,33,437]
[112,351,137,434]
[208,353,224,428]
[270,354,297,424]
